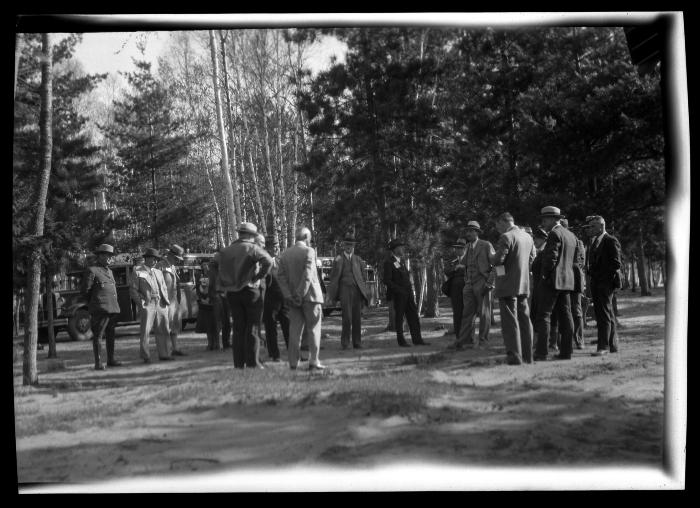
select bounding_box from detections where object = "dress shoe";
[308,363,326,372]
[94,363,106,371]
[107,360,123,367]
[533,354,548,361]
[353,344,363,349]
[171,350,186,356]
[159,356,174,361]
[506,352,522,365]
[591,350,609,357]
[143,358,151,364]
[299,355,308,362]
[553,354,571,360]
[398,343,412,348]
[252,363,265,370]
[269,357,281,363]
[610,347,618,353]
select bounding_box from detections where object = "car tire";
[67,308,93,341]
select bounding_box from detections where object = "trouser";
[198,303,219,350]
[139,299,171,361]
[227,287,264,368]
[449,281,465,335]
[166,298,181,351]
[535,285,574,358]
[571,292,584,347]
[288,302,322,368]
[456,278,491,346]
[392,291,423,345]
[499,296,533,363]
[529,285,539,327]
[263,296,290,359]
[339,283,363,347]
[214,293,232,348]
[591,284,618,351]
[90,311,118,366]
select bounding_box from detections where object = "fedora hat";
[166,244,185,261]
[94,243,115,255]
[539,206,565,218]
[237,222,258,235]
[142,247,161,259]
[452,238,467,247]
[342,233,357,244]
[388,239,406,251]
[465,220,482,233]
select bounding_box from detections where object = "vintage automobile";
[317,256,379,316]
[175,252,215,330]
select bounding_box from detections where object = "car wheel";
[67,308,93,341]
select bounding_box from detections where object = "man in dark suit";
[529,227,548,327]
[81,244,122,370]
[586,215,622,356]
[261,234,290,362]
[326,233,371,349]
[533,206,578,361]
[443,238,467,337]
[489,213,536,365]
[383,239,429,347]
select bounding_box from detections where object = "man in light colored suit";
[325,233,370,349]
[129,248,172,363]
[533,206,578,361]
[158,244,187,356]
[490,213,536,365]
[277,226,326,371]
[449,221,495,350]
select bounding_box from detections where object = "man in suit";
[326,233,370,350]
[489,213,536,365]
[209,247,232,350]
[277,226,326,371]
[81,243,122,370]
[217,222,273,369]
[130,247,172,363]
[444,238,467,337]
[261,234,290,362]
[158,244,187,357]
[529,227,548,327]
[586,215,623,356]
[449,221,495,350]
[533,206,578,361]
[383,239,429,347]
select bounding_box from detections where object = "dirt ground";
[13,287,679,492]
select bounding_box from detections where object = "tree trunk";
[422,255,441,318]
[218,30,243,227]
[637,228,651,296]
[276,110,288,248]
[245,132,266,234]
[259,112,279,242]
[23,33,53,386]
[46,271,57,358]
[14,33,22,100]
[630,255,637,292]
[209,30,238,240]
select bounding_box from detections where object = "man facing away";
[216,222,273,369]
[489,213,536,365]
[586,215,622,356]
[533,206,578,361]
[326,233,371,350]
[383,239,429,347]
[529,226,549,328]
[158,244,186,356]
[449,221,495,350]
[277,226,326,371]
[81,243,122,370]
[130,247,172,363]
[444,238,467,337]
[261,234,290,362]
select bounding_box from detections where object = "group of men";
[443,206,622,365]
[81,206,621,372]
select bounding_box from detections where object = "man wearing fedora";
[533,206,578,361]
[383,239,429,347]
[326,233,371,349]
[81,243,122,370]
[443,238,467,337]
[217,222,273,369]
[586,215,622,356]
[158,244,187,356]
[450,220,495,350]
[529,226,549,327]
[277,226,327,371]
[261,234,290,361]
[489,213,536,365]
[130,248,172,363]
